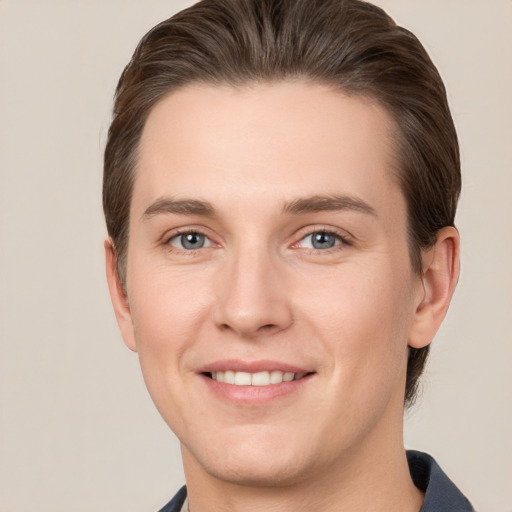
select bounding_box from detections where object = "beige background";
[0,1,511,511]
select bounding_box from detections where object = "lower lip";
[200,374,313,406]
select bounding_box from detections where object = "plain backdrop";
[1,1,511,511]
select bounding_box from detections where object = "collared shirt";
[158,451,474,512]
[407,451,475,511]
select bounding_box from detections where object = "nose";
[213,246,293,338]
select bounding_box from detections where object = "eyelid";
[168,232,213,249]
[291,225,353,250]
[159,224,353,253]
[162,226,219,252]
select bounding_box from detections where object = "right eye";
[167,232,213,250]
[299,231,342,250]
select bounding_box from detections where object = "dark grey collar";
[407,450,474,511]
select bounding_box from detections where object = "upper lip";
[197,359,312,374]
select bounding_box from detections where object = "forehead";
[134,81,402,218]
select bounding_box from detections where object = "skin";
[106,82,459,512]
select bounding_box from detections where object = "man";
[103,0,473,510]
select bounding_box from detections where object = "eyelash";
[293,227,351,253]
[164,228,216,255]
[163,227,352,255]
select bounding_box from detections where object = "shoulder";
[157,485,187,512]
[407,450,475,512]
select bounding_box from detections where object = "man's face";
[118,82,425,485]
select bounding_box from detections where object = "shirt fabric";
[157,450,474,512]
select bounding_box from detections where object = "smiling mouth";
[206,370,308,386]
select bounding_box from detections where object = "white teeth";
[234,371,252,385]
[270,370,284,384]
[251,371,270,386]
[210,370,307,386]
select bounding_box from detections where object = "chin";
[202,454,312,488]
[181,429,319,488]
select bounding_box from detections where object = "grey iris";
[181,233,205,249]
[311,232,336,249]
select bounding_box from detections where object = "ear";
[408,226,460,349]
[104,239,137,352]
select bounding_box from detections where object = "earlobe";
[104,239,138,352]
[408,227,460,349]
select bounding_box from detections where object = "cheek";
[297,259,415,388]
[301,259,413,335]
[126,265,213,398]
[127,281,208,432]
[128,261,212,345]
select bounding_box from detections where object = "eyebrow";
[282,195,376,216]
[142,198,216,219]
[141,194,376,220]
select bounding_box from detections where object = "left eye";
[299,231,341,250]
[168,232,212,250]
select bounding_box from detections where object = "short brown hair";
[103,0,461,407]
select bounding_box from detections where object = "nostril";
[217,322,277,334]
